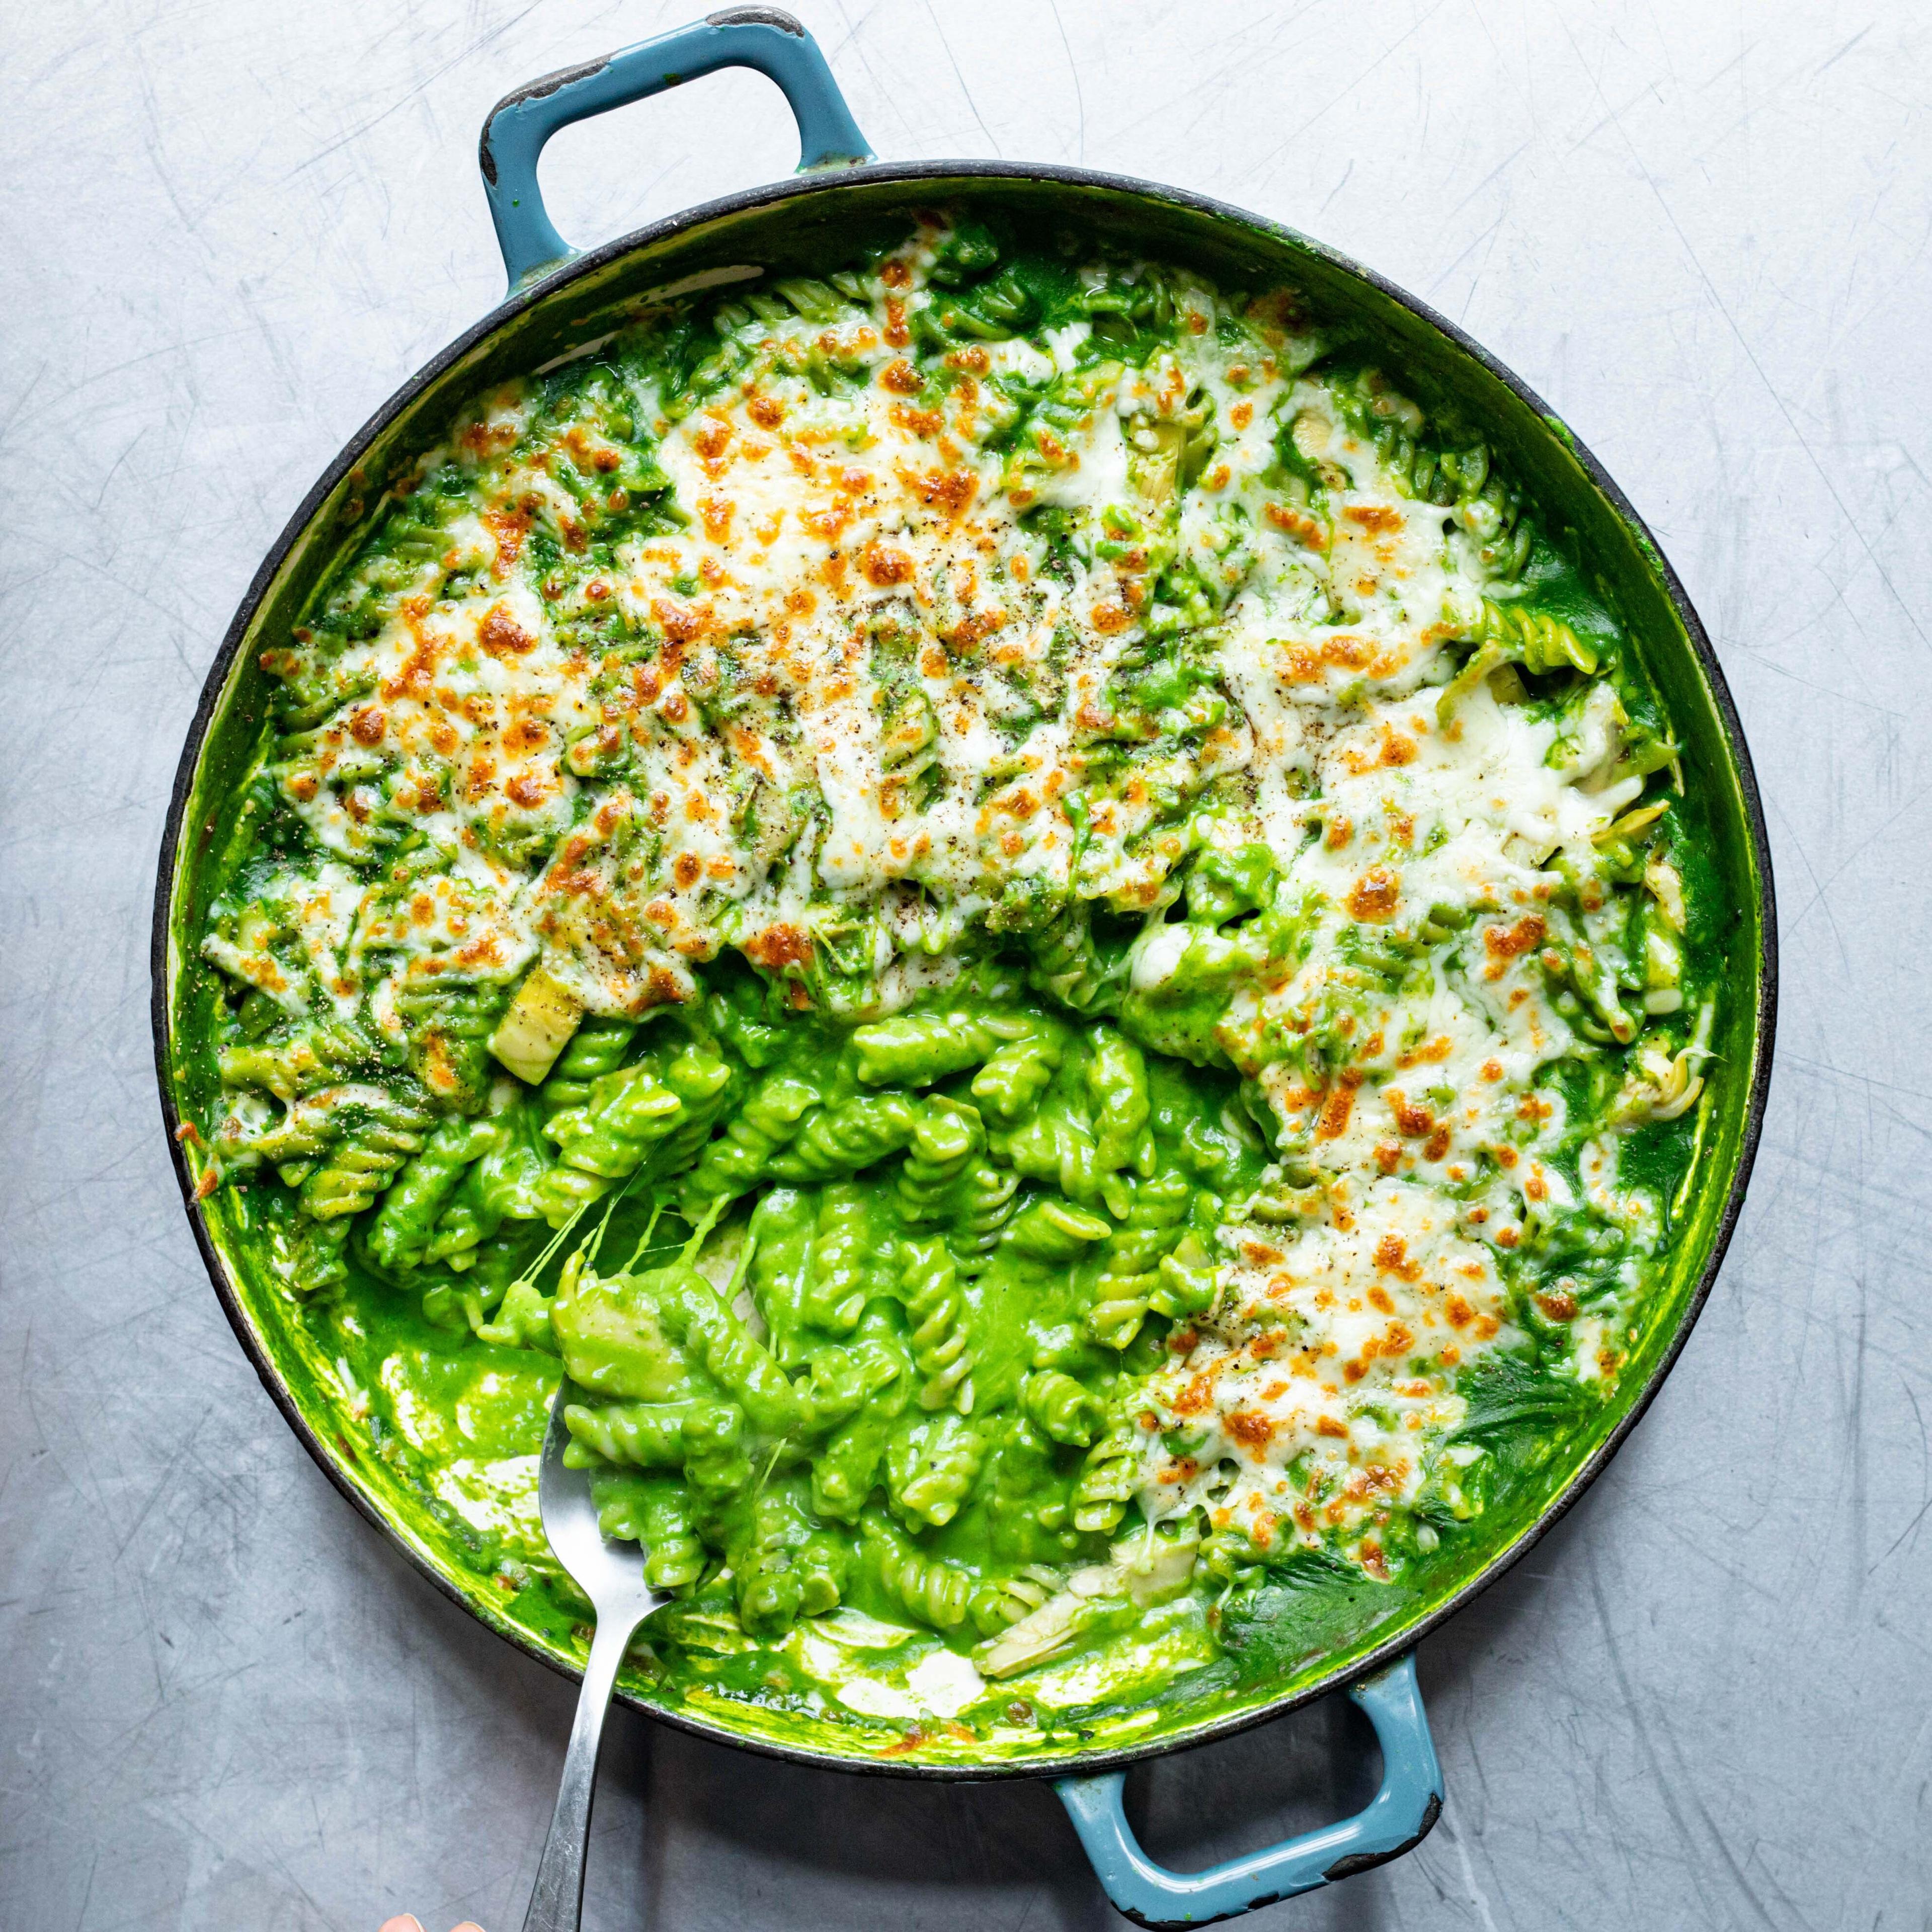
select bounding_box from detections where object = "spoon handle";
[521,1609,642,1932]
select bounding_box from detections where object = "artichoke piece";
[976,1524,1200,1678]
[489,964,584,1084]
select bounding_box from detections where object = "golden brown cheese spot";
[419,1032,463,1097]
[481,509,530,573]
[1224,1409,1275,1452]
[1262,500,1325,548]
[1343,503,1403,534]
[940,607,1004,653]
[653,597,706,648]
[861,542,915,588]
[879,358,922,395]
[910,466,977,520]
[564,427,622,474]
[1168,1367,1217,1418]
[890,401,944,440]
[1347,866,1401,922]
[459,409,519,460]
[1483,915,1546,976]
[1283,635,1374,684]
[1372,1235,1422,1283]
[1315,1071,1361,1142]
[478,605,536,659]
[349,706,385,746]
[691,412,734,460]
[744,923,813,970]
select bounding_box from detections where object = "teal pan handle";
[478,7,872,294]
[1056,1653,1443,1926]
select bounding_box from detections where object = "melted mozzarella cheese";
[1128,682,1651,1543]
[1140,1178,1511,1560]
[241,250,1495,1031]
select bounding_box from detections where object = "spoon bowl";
[538,1389,669,1625]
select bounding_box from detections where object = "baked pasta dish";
[174,214,1719,1746]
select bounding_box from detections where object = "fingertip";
[451,1922,488,1932]
[379,1917,426,1932]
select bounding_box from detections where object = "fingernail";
[451,1923,487,1932]
[379,1917,425,1932]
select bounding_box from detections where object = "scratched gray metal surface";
[2,2,1925,1926]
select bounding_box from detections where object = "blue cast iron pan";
[152,11,1777,1922]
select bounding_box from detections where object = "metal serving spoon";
[521,1389,669,1932]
